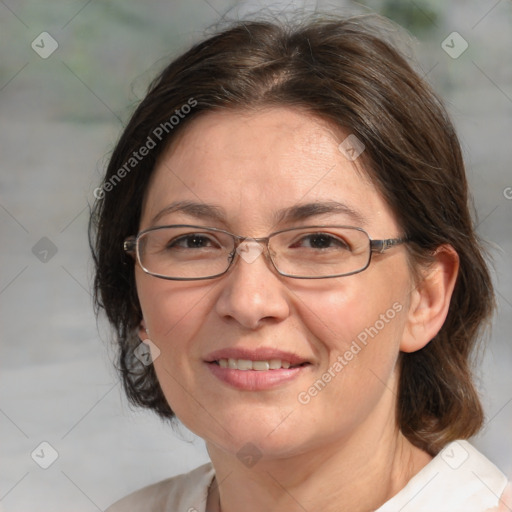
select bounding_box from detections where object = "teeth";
[237,359,253,371]
[269,359,282,369]
[218,358,295,370]
[253,361,270,371]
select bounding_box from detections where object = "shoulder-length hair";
[90,15,494,455]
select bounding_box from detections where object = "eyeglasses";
[123,225,407,281]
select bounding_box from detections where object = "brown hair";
[90,15,494,455]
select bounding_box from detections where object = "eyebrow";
[150,200,227,225]
[273,201,368,227]
[150,200,367,227]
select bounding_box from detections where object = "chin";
[198,407,314,457]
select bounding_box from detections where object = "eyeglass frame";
[123,224,408,281]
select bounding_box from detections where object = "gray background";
[0,0,511,510]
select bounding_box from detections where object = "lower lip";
[206,362,308,391]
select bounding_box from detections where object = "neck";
[205,391,431,512]
[207,433,430,512]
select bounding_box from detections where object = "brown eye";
[167,234,220,250]
[290,233,350,250]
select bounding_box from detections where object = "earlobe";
[138,318,149,340]
[400,245,459,353]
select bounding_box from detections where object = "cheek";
[135,272,216,358]
[295,274,406,350]
[294,272,410,399]
[135,274,221,427]
[290,279,408,433]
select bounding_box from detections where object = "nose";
[214,240,291,329]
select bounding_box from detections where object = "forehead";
[140,107,397,235]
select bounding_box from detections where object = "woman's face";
[135,107,415,459]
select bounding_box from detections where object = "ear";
[400,244,459,353]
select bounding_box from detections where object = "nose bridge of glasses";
[233,235,269,265]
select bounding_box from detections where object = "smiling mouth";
[213,358,310,371]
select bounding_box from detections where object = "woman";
[90,14,509,512]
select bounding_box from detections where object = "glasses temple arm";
[370,237,408,254]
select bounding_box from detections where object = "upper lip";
[205,348,310,365]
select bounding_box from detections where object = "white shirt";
[106,440,508,511]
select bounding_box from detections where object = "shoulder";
[105,463,215,512]
[378,440,509,512]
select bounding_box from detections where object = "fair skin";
[135,107,459,512]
